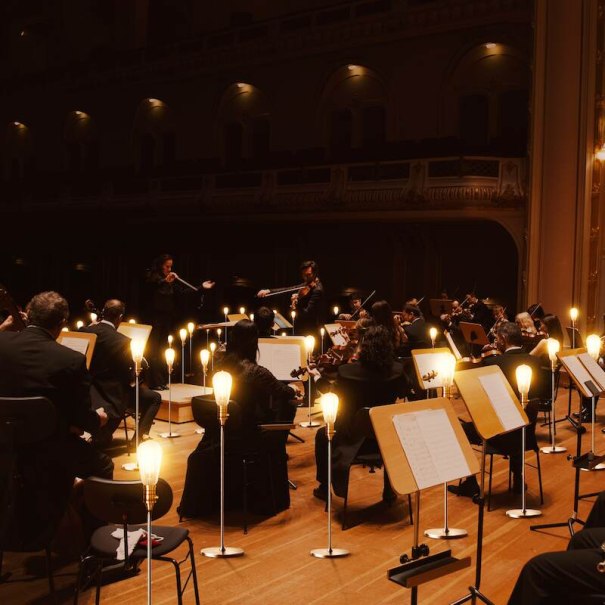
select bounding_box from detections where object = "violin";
[0,285,26,331]
[290,277,319,310]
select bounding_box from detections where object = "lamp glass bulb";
[165,347,175,367]
[587,334,601,361]
[516,364,532,397]
[223,306,229,316]
[321,392,339,424]
[546,338,560,362]
[210,342,216,353]
[168,335,173,346]
[128,318,136,324]
[429,327,437,341]
[179,328,187,343]
[131,338,145,363]
[291,310,296,319]
[239,307,245,315]
[213,371,232,408]
[76,320,84,329]
[250,313,254,321]
[200,349,209,368]
[320,327,325,337]
[440,353,456,388]
[570,307,579,322]
[137,440,162,487]
[333,306,339,316]
[187,321,194,335]
[90,312,97,322]
[305,335,315,354]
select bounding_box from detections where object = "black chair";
[186,395,291,533]
[341,407,413,530]
[74,477,199,605]
[485,403,544,512]
[0,396,57,600]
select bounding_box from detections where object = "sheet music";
[478,374,525,432]
[563,355,595,397]
[414,352,451,389]
[578,353,605,393]
[258,341,304,381]
[392,408,472,490]
[445,331,462,360]
[60,336,89,356]
[325,323,349,347]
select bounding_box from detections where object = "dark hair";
[150,254,173,275]
[300,260,318,275]
[371,300,396,330]
[26,291,69,330]
[497,321,523,347]
[102,299,125,323]
[403,303,421,317]
[527,303,544,320]
[254,306,275,337]
[225,319,259,364]
[358,326,394,373]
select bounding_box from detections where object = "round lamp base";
[310,548,350,558]
[300,421,321,428]
[201,546,244,558]
[424,527,467,539]
[160,432,180,439]
[506,508,542,518]
[121,462,138,472]
[541,446,566,454]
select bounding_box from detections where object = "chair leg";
[95,559,103,605]
[123,415,131,456]
[342,494,348,530]
[45,547,56,599]
[242,458,249,535]
[536,449,544,505]
[169,558,184,605]
[186,537,201,605]
[407,494,413,525]
[487,455,493,512]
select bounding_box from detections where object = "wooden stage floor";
[3,388,604,604]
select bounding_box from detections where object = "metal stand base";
[451,585,495,605]
[506,508,542,518]
[121,462,138,471]
[541,445,566,454]
[300,420,321,428]
[424,527,467,539]
[201,546,244,558]
[310,548,350,558]
[581,463,605,471]
[160,432,180,439]
[195,428,204,434]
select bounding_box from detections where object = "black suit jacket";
[482,347,550,401]
[81,322,132,418]
[295,279,325,334]
[0,326,100,436]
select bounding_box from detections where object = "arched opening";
[64,111,99,174]
[4,122,32,181]
[133,98,176,175]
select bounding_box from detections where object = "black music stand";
[0,396,56,595]
[566,327,584,349]
[459,322,489,358]
[429,299,453,318]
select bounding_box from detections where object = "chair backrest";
[191,395,242,440]
[350,407,376,441]
[83,477,172,525]
[0,396,55,446]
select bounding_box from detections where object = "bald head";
[102,299,125,325]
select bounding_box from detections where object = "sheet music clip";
[388,549,470,589]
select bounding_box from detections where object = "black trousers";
[508,492,605,604]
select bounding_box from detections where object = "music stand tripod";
[531,381,605,536]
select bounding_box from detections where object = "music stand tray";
[459,322,490,347]
[429,299,453,318]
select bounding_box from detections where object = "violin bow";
[350,289,376,319]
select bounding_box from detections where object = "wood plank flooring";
[2,386,604,604]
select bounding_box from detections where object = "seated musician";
[466,292,494,333]
[508,490,605,603]
[254,306,276,338]
[516,311,547,352]
[81,299,161,446]
[0,292,112,549]
[180,320,304,517]
[371,300,405,352]
[338,292,369,321]
[449,321,549,497]
[313,326,407,503]
[400,303,429,352]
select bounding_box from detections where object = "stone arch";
[133,98,176,173]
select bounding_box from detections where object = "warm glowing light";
[239,306,245,315]
[200,349,209,369]
[321,393,339,424]
[546,338,560,363]
[131,339,145,364]
[485,42,497,49]
[516,365,532,398]
[305,335,315,354]
[347,64,358,71]
[597,145,605,161]
[217,328,222,338]
[148,98,160,104]
[570,307,579,322]
[250,313,255,322]
[429,327,438,343]
[333,306,339,316]
[291,310,296,320]
[61,326,69,332]
[281,332,287,337]
[187,321,194,336]
[165,348,175,369]
[210,342,216,354]
[128,318,136,324]
[168,334,173,347]
[213,371,232,408]
[179,328,187,344]
[90,312,97,322]
[76,320,84,329]
[137,440,162,487]
[587,334,601,361]
[439,354,456,388]
[320,327,325,338]
[223,306,229,316]
[74,110,82,116]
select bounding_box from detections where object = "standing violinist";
[290,260,325,337]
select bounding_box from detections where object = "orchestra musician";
[371,300,405,352]
[144,253,215,389]
[338,292,369,321]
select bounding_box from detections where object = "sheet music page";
[414,352,451,389]
[324,323,349,347]
[60,336,89,356]
[393,408,472,490]
[563,355,594,396]
[258,342,303,381]
[478,373,525,431]
[577,353,605,393]
[445,331,462,360]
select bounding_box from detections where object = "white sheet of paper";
[392,408,472,490]
[445,331,462,360]
[563,355,595,397]
[324,323,349,347]
[60,336,89,356]
[577,353,605,393]
[478,373,525,432]
[258,342,303,381]
[414,352,451,389]
[117,323,152,348]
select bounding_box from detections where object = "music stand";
[452,365,529,604]
[459,322,489,358]
[57,331,97,369]
[566,327,583,349]
[429,299,453,318]
[371,399,477,605]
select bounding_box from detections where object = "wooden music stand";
[258,337,308,382]
[411,347,454,391]
[429,298,453,318]
[324,323,350,347]
[451,365,528,604]
[371,399,475,604]
[273,311,293,330]
[57,331,97,369]
[227,313,248,322]
[459,322,490,348]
